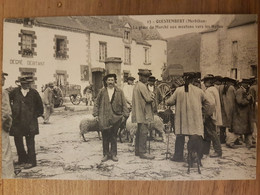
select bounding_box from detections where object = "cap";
[148,76,156,82]
[138,69,152,77]
[127,76,135,81]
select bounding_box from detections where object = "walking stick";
[165,122,171,159]
[148,123,151,154]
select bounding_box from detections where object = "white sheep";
[79,115,101,142]
[123,113,166,146]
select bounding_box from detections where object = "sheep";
[79,115,101,142]
[121,113,166,145]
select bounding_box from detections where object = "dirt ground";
[10,106,257,181]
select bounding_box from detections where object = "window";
[18,30,37,57]
[232,41,238,66]
[144,47,151,64]
[123,30,131,43]
[54,35,68,59]
[230,68,238,79]
[251,65,257,77]
[124,46,131,64]
[123,23,132,43]
[55,70,68,88]
[99,42,107,62]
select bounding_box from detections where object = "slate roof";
[22,16,164,45]
[201,14,257,33]
[228,14,257,28]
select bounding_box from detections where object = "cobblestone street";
[11,105,257,180]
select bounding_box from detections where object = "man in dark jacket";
[9,76,44,169]
[93,74,129,162]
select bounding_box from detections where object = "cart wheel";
[157,83,171,100]
[70,94,81,105]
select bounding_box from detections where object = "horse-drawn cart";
[63,84,82,105]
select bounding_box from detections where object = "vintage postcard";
[1,14,258,180]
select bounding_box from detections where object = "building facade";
[200,15,258,79]
[3,16,167,97]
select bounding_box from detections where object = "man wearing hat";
[9,75,44,169]
[202,74,222,157]
[2,72,15,178]
[228,79,255,148]
[147,76,160,113]
[249,77,257,145]
[166,72,214,162]
[42,82,55,124]
[218,77,237,147]
[123,76,135,110]
[132,69,155,160]
[93,73,129,162]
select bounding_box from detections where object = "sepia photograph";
[1,14,258,180]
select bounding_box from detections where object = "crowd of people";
[93,69,257,163]
[1,68,258,178]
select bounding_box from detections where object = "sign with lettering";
[9,59,45,66]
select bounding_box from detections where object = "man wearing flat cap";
[93,73,129,162]
[166,72,214,162]
[9,75,43,169]
[2,72,15,178]
[132,69,155,160]
[202,74,222,157]
[42,82,55,124]
[123,76,135,110]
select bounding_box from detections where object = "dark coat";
[219,84,236,128]
[9,87,44,136]
[232,87,251,135]
[93,86,129,130]
[249,84,257,123]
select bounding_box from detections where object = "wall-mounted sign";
[9,59,45,66]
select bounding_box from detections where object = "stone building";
[200,15,258,79]
[2,16,167,97]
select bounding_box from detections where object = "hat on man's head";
[48,82,54,87]
[2,72,8,77]
[138,69,152,77]
[183,72,201,80]
[202,74,215,82]
[148,76,156,82]
[214,75,223,82]
[17,75,34,84]
[241,78,251,84]
[222,77,236,83]
[127,76,135,81]
[103,73,117,82]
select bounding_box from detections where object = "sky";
[131,14,221,39]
